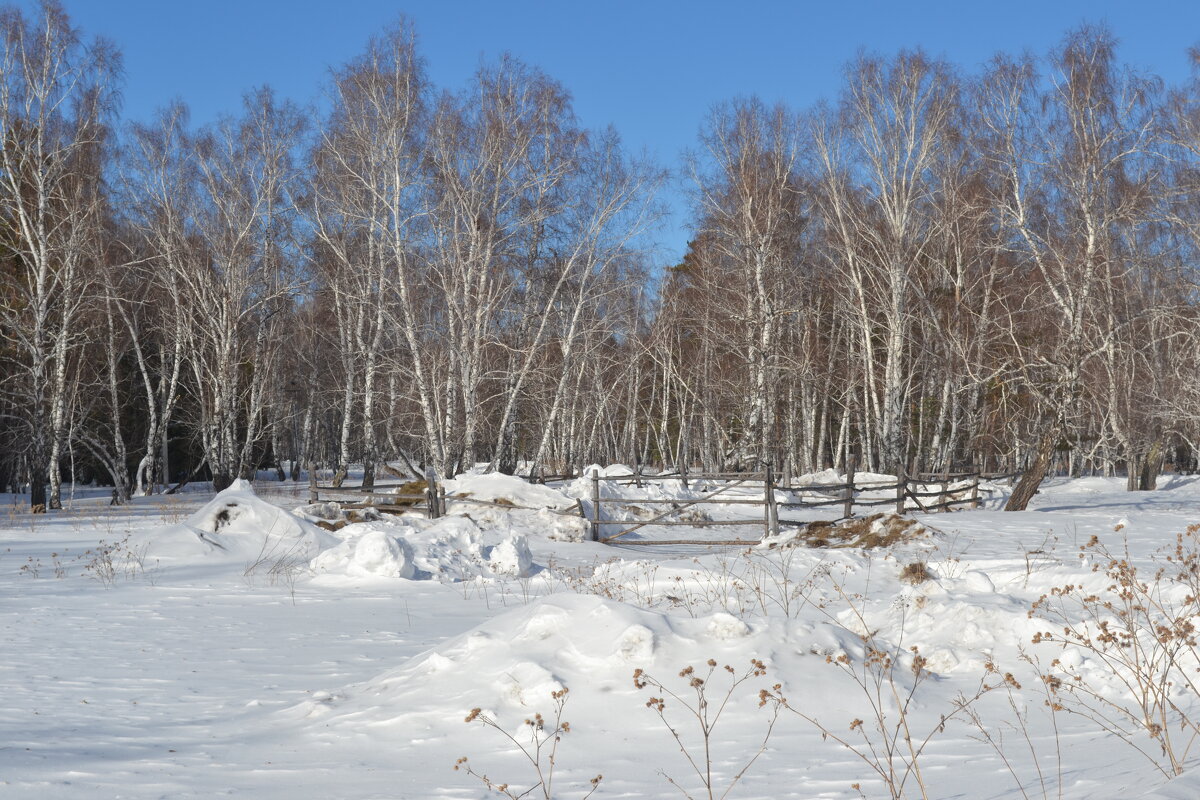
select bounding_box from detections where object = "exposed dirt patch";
[212,504,237,531]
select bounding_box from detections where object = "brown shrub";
[801,513,926,549]
[899,561,932,585]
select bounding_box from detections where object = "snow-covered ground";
[5,472,1200,798]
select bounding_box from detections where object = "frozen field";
[5,472,1200,798]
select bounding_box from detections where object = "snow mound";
[792,467,845,486]
[561,465,706,505]
[851,470,900,486]
[296,501,344,521]
[310,529,416,579]
[487,534,533,576]
[443,473,576,510]
[287,594,769,728]
[309,516,538,582]
[839,569,1040,675]
[136,480,336,561]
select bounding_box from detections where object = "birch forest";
[4,2,1200,511]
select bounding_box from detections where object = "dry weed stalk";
[79,533,155,586]
[634,659,781,800]
[762,645,997,799]
[455,687,601,800]
[957,653,1064,800]
[547,556,661,608]
[243,532,311,604]
[1030,525,1200,777]
[761,579,1002,799]
[898,561,930,585]
[546,549,834,622]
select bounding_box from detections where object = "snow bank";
[307,471,596,582]
[792,467,845,486]
[443,472,577,510]
[561,466,707,507]
[310,515,536,582]
[311,529,417,579]
[135,480,336,561]
[14,473,1200,798]
[287,593,771,728]
[438,472,588,542]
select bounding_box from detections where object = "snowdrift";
[287,593,784,730]
[133,480,336,561]
[443,472,577,511]
[310,515,536,582]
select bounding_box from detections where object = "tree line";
[1,2,1198,511]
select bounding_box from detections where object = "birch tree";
[312,22,427,486]
[117,103,194,494]
[181,89,306,490]
[815,51,958,473]
[979,28,1159,508]
[0,1,118,509]
[688,98,805,467]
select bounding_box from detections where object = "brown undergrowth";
[789,514,928,549]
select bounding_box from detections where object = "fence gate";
[588,469,781,547]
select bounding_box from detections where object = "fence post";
[895,466,906,515]
[590,468,602,542]
[940,470,950,512]
[843,455,856,519]
[970,471,980,510]
[764,463,779,539]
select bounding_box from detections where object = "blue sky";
[34,0,1200,263]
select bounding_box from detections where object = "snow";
[311,527,418,579]
[130,479,338,562]
[5,474,1200,797]
[444,472,577,510]
[309,515,537,582]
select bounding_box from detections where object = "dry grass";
[312,507,381,532]
[899,561,932,585]
[796,514,927,549]
[393,479,428,505]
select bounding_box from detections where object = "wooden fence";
[306,463,1018,548]
[307,474,446,518]
[587,466,1019,546]
[307,471,587,522]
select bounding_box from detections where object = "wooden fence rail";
[309,474,446,518]
[305,464,1019,547]
[587,467,1017,545]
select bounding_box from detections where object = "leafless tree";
[178,89,306,490]
[0,1,118,509]
[978,27,1159,508]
